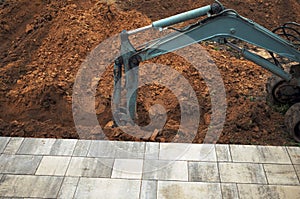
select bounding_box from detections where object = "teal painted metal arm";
[113,4,300,124]
[135,10,300,80]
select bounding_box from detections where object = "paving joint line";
[235,182,241,199]
[71,177,81,199]
[285,146,300,184]
[56,154,75,197]
[228,144,234,163]
[261,163,270,185]
[138,141,147,198]
[1,137,11,154]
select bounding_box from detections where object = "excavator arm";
[112,1,300,141]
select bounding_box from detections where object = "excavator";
[112,1,300,142]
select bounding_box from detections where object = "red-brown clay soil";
[0,0,300,145]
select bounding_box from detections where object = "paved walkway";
[0,137,299,198]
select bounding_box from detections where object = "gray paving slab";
[263,164,299,185]
[215,144,232,162]
[145,142,159,160]
[287,147,300,164]
[111,159,143,179]
[140,180,157,199]
[157,181,222,199]
[237,184,300,199]
[188,162,219,182]
[3,137,24,155]
[0,175,63,198]
[143,159,188,181]
[0,137,10,153]
[36,156,71,176]
[58,177,79,199]
[17,138,56,155]
[230,145,291,164]
[74,178,141,199]
[66,157,113,178]
[221,183,239,199]
[1,197,22,199]
[295,164,300,179]
[159,143,216,161]
[72,140,91,157]
[0,136,300,198]
[0,154,42,174]
[7,198,31,199]
[219,163,267,184]
[88,140,145,159]
[50,139,77,156]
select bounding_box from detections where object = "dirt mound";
[0,0,299,145]
[0,0,150,138]
[117,0,300,30]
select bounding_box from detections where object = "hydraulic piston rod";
[152,1,224,28]
[152,5,212,28]
[127,1,224,35]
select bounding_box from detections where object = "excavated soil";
[0,0,300,145]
